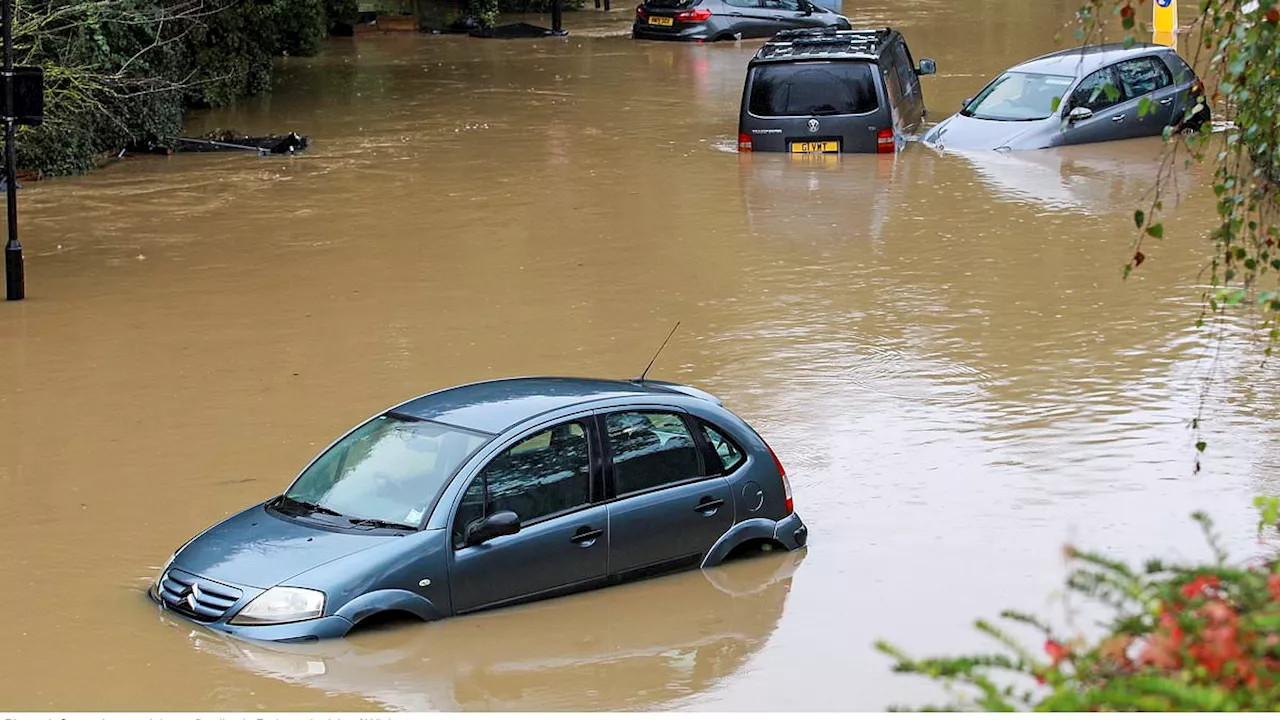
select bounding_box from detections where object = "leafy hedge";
[15,0,354,176]
[877,511,1280,711]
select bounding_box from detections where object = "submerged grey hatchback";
[922,43,1209,151]
[150,377,807,642]
[738,27,936,154]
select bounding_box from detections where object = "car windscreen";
[283,414,491,528]
[961,71,1074,121]
[748,61,880,117]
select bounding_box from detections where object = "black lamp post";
[2,0,42,301]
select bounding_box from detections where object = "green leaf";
[1195,441,1207,452]
[1146,223,1164,239]
[1134,209,1145,229]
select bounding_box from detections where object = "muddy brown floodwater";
[1,0,1278,711]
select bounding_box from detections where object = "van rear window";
[748,61,880,117]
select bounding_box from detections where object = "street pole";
[3,0,24,301]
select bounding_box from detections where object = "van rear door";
[740,60,886,153]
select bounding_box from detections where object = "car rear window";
[749,61,880,117]
[644,0,697,7]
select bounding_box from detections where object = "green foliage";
[14,0,347,176]
[1094,0,1280,360]
[877,509,1280,711]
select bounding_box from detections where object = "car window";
[723,0,757,6]
[700,423,746,473]
[1069,67,1123,113]
[891,42,915,97]
[1162,52,1196,85]
[760,0,799,9]
[749,61,880,117]
[287,415,490,528]
[607,411,704,496]
[880,58,903,107]
[1115,56,1173,99]
[452,420,591,548]
[962,71,1074,121]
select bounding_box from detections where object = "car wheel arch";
[334,588,446,629]
[701,518,781,567]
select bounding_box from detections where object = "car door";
[1060,66,1133,146]
[720,0,773,38]
[890,39,925,132]
[757,0,817,31]
[448,418,607,614]
[1114,55,1178,137]
[600,409,733,581]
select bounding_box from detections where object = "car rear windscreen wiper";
[348,517,418,531]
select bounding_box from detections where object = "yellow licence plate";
[648,16,673,25]
[790,141,839,153]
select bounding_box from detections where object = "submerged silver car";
[923,43,1209,151]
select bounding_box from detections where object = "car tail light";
[738,132,753,151]
[675,7,712,21]
[876,127,895,154]
[763,439,793,514]
[635,4,646,17]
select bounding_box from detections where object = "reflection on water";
[167,550,802,711]
[0,0,1277,712]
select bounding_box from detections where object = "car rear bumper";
[773,511,808,550]
[631,23,714,41]
[149,586,353,642]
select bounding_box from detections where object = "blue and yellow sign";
[1153,0,1178,47]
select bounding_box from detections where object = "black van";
[737,27,936,154]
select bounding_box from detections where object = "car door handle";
[727,11,743,15]
[570,526,603,546]
[694,496,725,515]
[1111,114,1126,122]
[1159,98,1173,105]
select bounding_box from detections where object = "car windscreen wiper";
[274,495,342,517]
[348,516,417,531]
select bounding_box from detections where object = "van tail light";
[635,4,646,17]
[876,127,895,153]
[738,132,753,151]
[675,7,712,21]
[763,439,793,515]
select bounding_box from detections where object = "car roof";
[1010,43,1172,78]
[751,27,899,64]
[392,376,700,434]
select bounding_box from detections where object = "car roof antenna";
[633,321,681,385]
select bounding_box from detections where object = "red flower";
[1033,673,1045,685]
[1181,574,1220,600]
[1045,639,1068,667]
[1267,573,1280,600]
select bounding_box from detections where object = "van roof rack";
[753,27,894,61]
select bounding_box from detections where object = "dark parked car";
[632,0,850,43]
[150,377,807,642]
[737,27,937,154]
[922,43,1210,151]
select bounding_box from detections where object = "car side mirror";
[961,96,972,109]
[1067,106,1093,124]
[916,59,936,76]
[466,510,520,545]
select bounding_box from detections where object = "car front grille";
[158,567,243,622]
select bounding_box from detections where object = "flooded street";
[1,0,1278,710]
